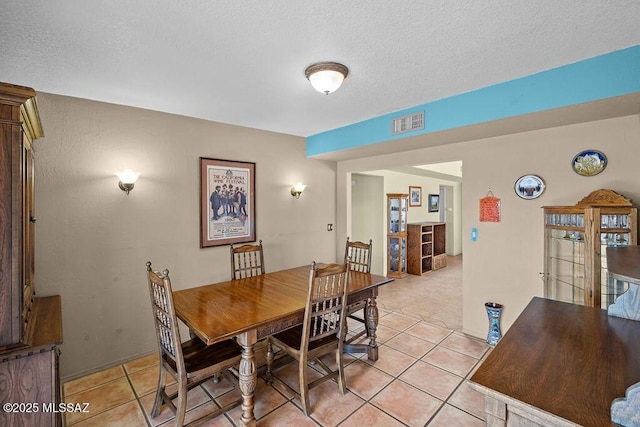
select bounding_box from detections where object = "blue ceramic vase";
[485,302,503,346]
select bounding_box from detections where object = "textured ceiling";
[2,1,639,137]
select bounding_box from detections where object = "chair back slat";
[146,262,183,368]
[303,262,350,345]
[345,237,372,273]
[230,240,265,279]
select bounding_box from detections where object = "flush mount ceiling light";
[305,62,349,95]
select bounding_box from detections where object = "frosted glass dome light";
[305,62,349,95]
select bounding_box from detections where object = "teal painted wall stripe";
[306,45,640,157]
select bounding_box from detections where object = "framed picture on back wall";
[428,194,440,212]
[409,186,422,207]
[200,157,256,247]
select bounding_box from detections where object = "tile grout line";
[359,336,440,424]
[357,327,485,426]
[122,363,154,427]
[63,366,136,427]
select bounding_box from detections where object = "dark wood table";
[173,264,393,426]
[607,246,640,284]
[469,297,640,427]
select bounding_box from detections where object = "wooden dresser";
[0,83,63,426]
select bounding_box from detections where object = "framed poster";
[409,186,422,207]
[428,194,440,212]
[200,158,256,247]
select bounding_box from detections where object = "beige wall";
[34,93,337,380]
[338,114,640,339]
[351,173,385,275]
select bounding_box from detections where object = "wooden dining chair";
[344,237,372,348]
[230,240,265,279]
[265,261,350,416]
[146,262,242,426]
[345,237,372,274]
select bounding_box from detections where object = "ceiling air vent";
[391,111,424,135]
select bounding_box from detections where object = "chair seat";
[271,325,338,354]
[164,338,242,377]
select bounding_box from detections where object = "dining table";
[172,263,394,426]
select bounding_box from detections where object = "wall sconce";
[290,182,307,199]
[116,169,140,195]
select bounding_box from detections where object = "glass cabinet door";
[600,212,634,306]
[388,236,407,275]
[546,228,585,304]
[389,198,400,233]
[388,196,408,234]
[399,197,407,233]
[387,193,409,278]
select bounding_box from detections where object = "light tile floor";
[63,255,491,426]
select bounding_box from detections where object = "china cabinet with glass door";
[387,193,408,278]
[543,189,638,308]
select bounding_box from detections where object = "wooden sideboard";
[469,297,640,427]
[0,83,63,426]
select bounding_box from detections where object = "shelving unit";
[407,222,446,275]
[543,189,638,308]
[387,193,408,278]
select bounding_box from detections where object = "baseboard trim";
[61,347,157,384]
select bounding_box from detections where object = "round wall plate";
[572,150,607,176]
[514,174,545,200]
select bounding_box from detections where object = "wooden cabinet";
[470,297,640,427]
[0,83,63,426]
[543,189,638,308]
[387,194,408,278]
[407,222,446,275]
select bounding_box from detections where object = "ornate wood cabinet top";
[0,82,44,144]
[575,189,633,207]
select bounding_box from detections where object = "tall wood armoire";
[0,83,63,426]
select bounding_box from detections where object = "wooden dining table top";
[173,264,393,345]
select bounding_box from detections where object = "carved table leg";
[237,330,257,427]
[366,288,379,361]
[265,339,274,383]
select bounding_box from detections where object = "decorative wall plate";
[572,150,607,176]
[514,174,545,200]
